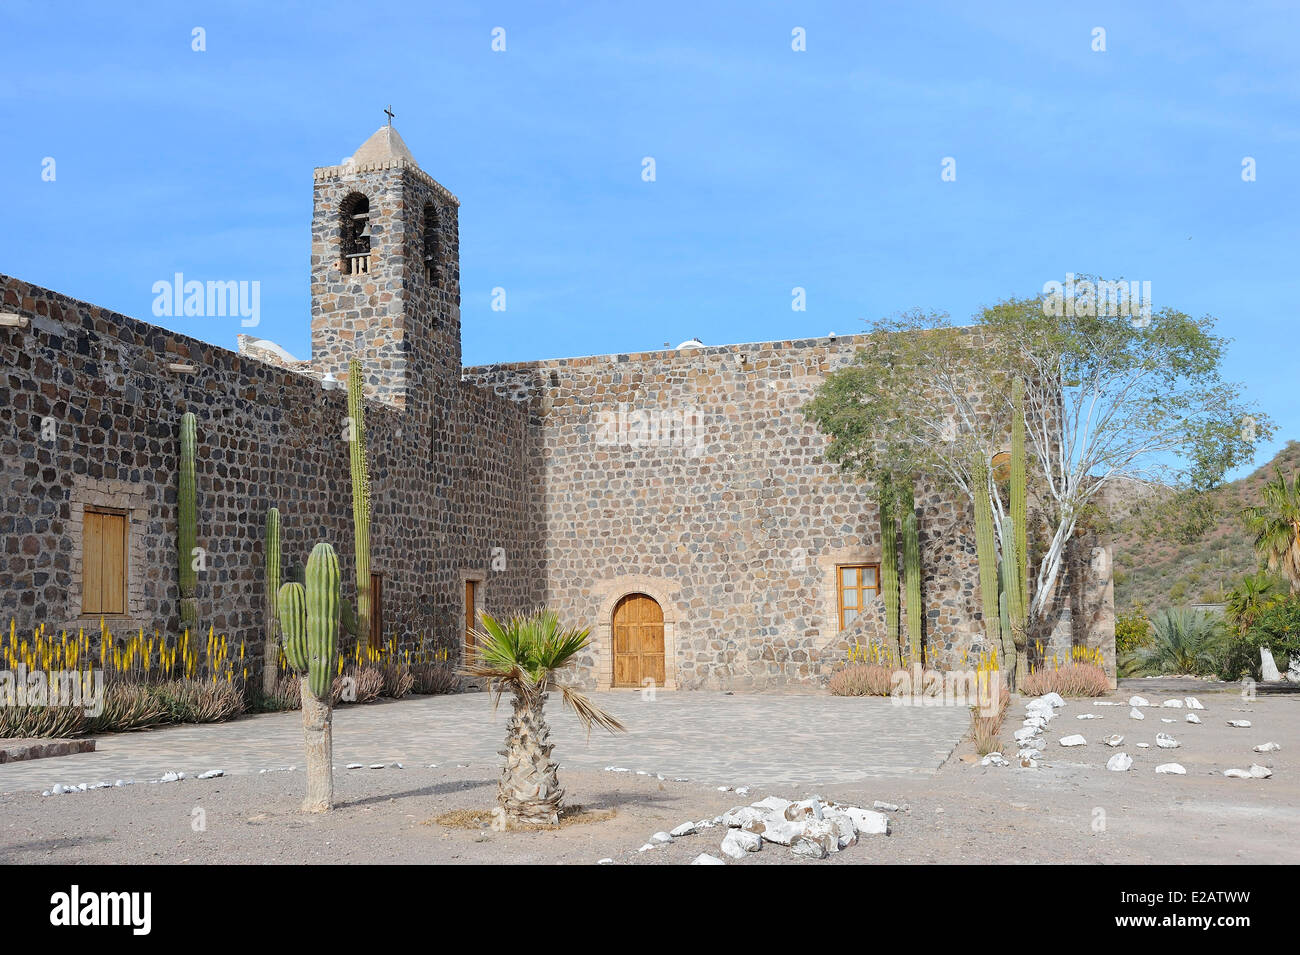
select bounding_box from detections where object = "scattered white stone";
[606,766,630,773]
[1227,720,1252,728]
[1129,695,1150,707]
[1129,708,1145,720]
[1155,733,1180,749]
[1102,734,1125,747]
[722,806,767,828]
[1136,742,1150,748]
[636,843,656,852]
[750,796,792,813]
[790,818,836,859]
[670,821,698,837]
[390,762,404,769]
[842,806,889,835]
[1094,701,1122,706]
[1041,692,1066,708]
[597,858,614,865]
[1254,742,1281,753]
[822,809,859,850]
[197,769,224,779]
[368,763,385,769]
[735,786,751,795]
[1058,735,1087,747]
[782,798,825,821]
[872,801,900,812]
[1185,697,1204,710]
[1014,727,1040,742]
[1077,713,1097,720]
[1250,764,1273,778]
[696,818,717,830]
[113,779,128,788]
[1186,713,1201,724]
[1162,699,1184,708]
[1106,752,1133,772]
[1156,763,1186,775]
[721,828,762,858]
[1223,769,1251,779]
[1017,747,1043,760]
[981,752,1009,766]
[690,853,726,865]
[346,763,363,769]
[716,785,732,792]
[159,771,184,783]
[51,784,68,795]
[635,770,649,776]
[650,831,673,844]
[756,816,805,846]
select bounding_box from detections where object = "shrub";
[86,683,168,733]
[827,664,895,696]
[1129,607,1224,677]
[153,679,245,724]
[1115,607,1151,656]
[0,701,87,738]
[333,666,384,705]
[256,674,303,711]
[377,662,414,699]
[970,684,1010,756]
[410,661,459,695]
[1020,663,1111,697]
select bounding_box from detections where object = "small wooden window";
[837,563,880,630]
[83,509,127,615]
[369,572,384,648]
[464,579,479,654]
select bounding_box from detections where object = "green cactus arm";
[278,582,308,672]
[347,359,372,649]
[878,473,901,656]
[971,454,1002,656]
[305,542,341,699]
[902,482,923,664]
[266,508,281,627]
[178,412,198,625]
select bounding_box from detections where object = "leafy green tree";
[803,284,1268,640]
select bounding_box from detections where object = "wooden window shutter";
[83,509,127,615]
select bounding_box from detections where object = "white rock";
[1129,708,1145,720]
[1136,742,1150,748]
[636,843,656,852]
[842,806,889,835]
[1249,764,1273,779]
[1227,720,1252,728]
[650,831,673,844]
[1156,763,1186,775]
[722,806,767,828]
[51,784,67,795]
[1185,713,1201,724]
[1162,699,1184,708]
[750,796,793,813]
[735,786,751,795]
[981,752,1009,766]
[635,770,649,775]
[1017,748,1042,760]
[757,816,806,846]
[159,771,183,783]
[1058,734,1087,747]
[1102,734,1125,747]
[1094,701,1121,706]
[1223,769,1251,778]
[1106,752,1133,772]
[716,785,732,791]
[690,853,726,865]
[1185,697,1204,709]
[873,801,901,812]
[1020,757,1040,768]
[1254,742,1281,753]
[721,828,762,858]
[1041,692,1066,708]
[1129,695,1150,707]
[1014,727,1040,742]
[782,798,825,822]
[670,821,698,837]
[1077,713,1097,720]
[197,769,224,779]
[346,763,363,769]
[1161,718,1175,723]
[696,818,717,829]
[368,763,385,769]
[1155,733,1180,749]
[822,808,859,849]
[597,858,614,864]
[790,818,835,859]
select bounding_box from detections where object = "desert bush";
[1129,607,1224,677]
[1019,663,1111,697]
[332,665,384,705]
[86,683,168,733]
[970,684,1010,756]
[1115,607,1151,656]
[0,701,87,738]
[827,664,895,697]
[378,662,414,699]
[153,679,245,724]
[410,661,459,695]
[254,674,302,711]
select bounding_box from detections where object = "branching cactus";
[177,412,198,627]
[347,358,372,648]
[902,483,923,665]
[263,507,281,695]
[878,474,901,658]
[276,541,341,812]
[1001,516,1028,680]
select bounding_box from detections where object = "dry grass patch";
[428,805,617,831]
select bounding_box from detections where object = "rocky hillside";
[1111,440,1300,612]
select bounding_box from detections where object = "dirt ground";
[1,688,1295,865]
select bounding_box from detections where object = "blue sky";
[2,0,1296,473]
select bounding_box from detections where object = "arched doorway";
[612,593,665,688]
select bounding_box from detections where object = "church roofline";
[313,158,460,207]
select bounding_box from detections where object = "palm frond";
[553,681,626,736]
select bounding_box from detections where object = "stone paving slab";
[0,691,969,792]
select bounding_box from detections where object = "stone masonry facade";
[0,125,1114,691]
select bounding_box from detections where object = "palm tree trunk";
[498,689,563,825]
[301,676,334,812]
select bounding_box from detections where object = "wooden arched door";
[612,593,665,688]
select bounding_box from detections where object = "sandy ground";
[1,687,1295,865]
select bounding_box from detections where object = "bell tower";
[309,120,461,406]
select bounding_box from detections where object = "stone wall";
[0,273,539,678]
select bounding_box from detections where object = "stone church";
[0,125,1114,691]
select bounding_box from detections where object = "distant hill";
[1111,440,1300,613]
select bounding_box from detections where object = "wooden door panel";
[612,594,664,688]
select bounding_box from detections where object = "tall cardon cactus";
[878,473,901,659]
[1001,516,1028,681]
[902,482,923,665]
[347,358,373,648]
[971,454,1004,679]
[262,507,281,694]
[1010,376,1030,673]
[177,412,198,627]
[277,541,341,812]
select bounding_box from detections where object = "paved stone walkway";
[0,691,969,793]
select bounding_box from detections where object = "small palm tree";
[463,609,625,826]
[1133,607,1224,676]
[1242,466,1300,593]
[1225,571,1276,634]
